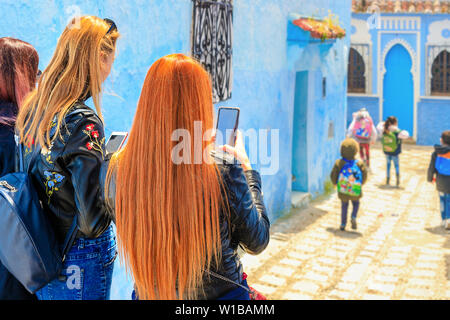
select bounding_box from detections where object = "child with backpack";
[427,131,450,230]
[347,108,378,168]
[377,116,410,187]
[331,138,368,231]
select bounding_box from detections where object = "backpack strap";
[205,270,255,295]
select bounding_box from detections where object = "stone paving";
[241,144,450,300]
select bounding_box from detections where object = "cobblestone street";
[241,144,450,300]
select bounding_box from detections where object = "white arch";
[379,38,418,140]
[351,18,372,44]
[381,38,417,75]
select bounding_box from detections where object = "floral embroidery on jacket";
[41,142,54,165]
[24,135,35,158]
[44,171,65,204]
[83,123,105,159]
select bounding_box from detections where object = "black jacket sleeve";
[61,114,111,238]
[427,152,436,183]
[226,165,270,255]
[0,128,16,177]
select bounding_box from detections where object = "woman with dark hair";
[0,37,39,176]
[0,37,39,300]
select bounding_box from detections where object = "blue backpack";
[436,152,450,176]
[337,159,363,197]
[0,110,84,294]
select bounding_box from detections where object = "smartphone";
[106,132,128,154]
[216,107,240,147]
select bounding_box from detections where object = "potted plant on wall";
[292,13,346,42]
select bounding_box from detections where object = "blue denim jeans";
[386,155,400,178]
[440,193,450,221]
[341,200,360,227]
[36,225,117,300]
[216,279,251,300]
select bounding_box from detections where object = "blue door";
[383,44,414,135]
[292,71,308,192]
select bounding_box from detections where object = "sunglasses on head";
[104,18,117,35]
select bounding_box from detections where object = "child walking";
[427,131,450,230]
[377,116,410,187]
[347,108,377,168]
[331,138,368,231]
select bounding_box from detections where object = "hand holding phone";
[216,107,240,147]
[220,130,252,171]
[214,107,252,171]
[106,132,128,155]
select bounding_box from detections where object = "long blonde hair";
[16,16,119,150]
[107,54,224,300]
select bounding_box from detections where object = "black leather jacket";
[24,102,112,242]
[200,160,270,299]
[105,154,270,300]
[0,102,17,178]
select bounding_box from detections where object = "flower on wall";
[293,13,346,41]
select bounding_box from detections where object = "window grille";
[348,47,366,93]
[431,50,450,96]
[192,0,233,103]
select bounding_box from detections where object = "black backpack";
[0,109,86,294]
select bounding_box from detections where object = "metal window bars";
[192,0,233,103]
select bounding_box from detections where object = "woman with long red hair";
[106,54,270,300]
[0,37,39,300]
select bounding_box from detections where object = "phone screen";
[216,107,240,147]
[106,133,128,154]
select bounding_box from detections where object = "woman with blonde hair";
[106,54,270,300]
[0,37,39,300]
[16,16,120,300]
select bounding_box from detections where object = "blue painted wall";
[347,96,380,126]
[217,0,352,209]
[1,0,352,299]
[418,98,450,145]
[348,12,450,145]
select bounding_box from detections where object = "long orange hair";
[108,54,224,300]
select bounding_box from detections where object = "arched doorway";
[383,44,414,135]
